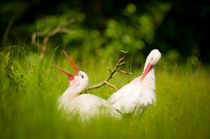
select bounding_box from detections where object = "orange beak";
[140,63,152,80]
[52,50,80,81]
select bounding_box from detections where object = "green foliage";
[7,57,26,90]
[0,0,208,62]
[31,2,171,62]
[34,11,85,32]
[125,3,136,15]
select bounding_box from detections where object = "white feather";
[109,70,156,114]
[108,49,161,115]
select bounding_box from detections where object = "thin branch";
[85,50,132,91]
[32,18,75,59]
[117,69,132,75]
[32,32,47,47]
[105,81,118,91]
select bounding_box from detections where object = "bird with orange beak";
[108,49,161,116]
[53,51,121,121]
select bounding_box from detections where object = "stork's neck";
[62,86,82,99]
[58,85,83,110]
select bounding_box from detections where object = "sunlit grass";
[0,50,209,139]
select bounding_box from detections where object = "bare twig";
[32,31,47,47]
[86,50,132,91]
[117,69,132,75]
[32,19,75,59]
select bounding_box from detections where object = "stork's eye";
[151,57,153,60]
[81,75,84,79]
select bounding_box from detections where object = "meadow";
[0,48,209,139]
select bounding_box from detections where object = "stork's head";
[140,49,161,80]
[53,51,89,90]
[146,49,161,65]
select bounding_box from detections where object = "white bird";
[53,51,121,121]
[108,49,161,116]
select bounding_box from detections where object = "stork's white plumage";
[108,49,161,115]
[53,51,121,121]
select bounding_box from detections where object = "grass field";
[0,50,209,139]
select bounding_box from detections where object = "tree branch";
[32,19,75,59]
[85,50,132,91]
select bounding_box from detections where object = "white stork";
[53,51,121,121]
[108,49,161,116]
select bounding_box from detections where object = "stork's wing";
[108,77,139,104]
[108,82,141,114]
[108,83,132,104]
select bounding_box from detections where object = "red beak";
[52,50,80,81]
[140,63,152,80]
[63,51,79,75]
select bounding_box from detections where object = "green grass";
[0,50,210,139]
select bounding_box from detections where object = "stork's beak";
[140,63,152,80]
[52,50,80,81]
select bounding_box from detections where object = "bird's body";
[53,51,121,121]
[109,49,161,115]
[109,69,156,115]
[58,92,121,120]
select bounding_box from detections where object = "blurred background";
[0,1,210,139]
[0,0,209,64]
